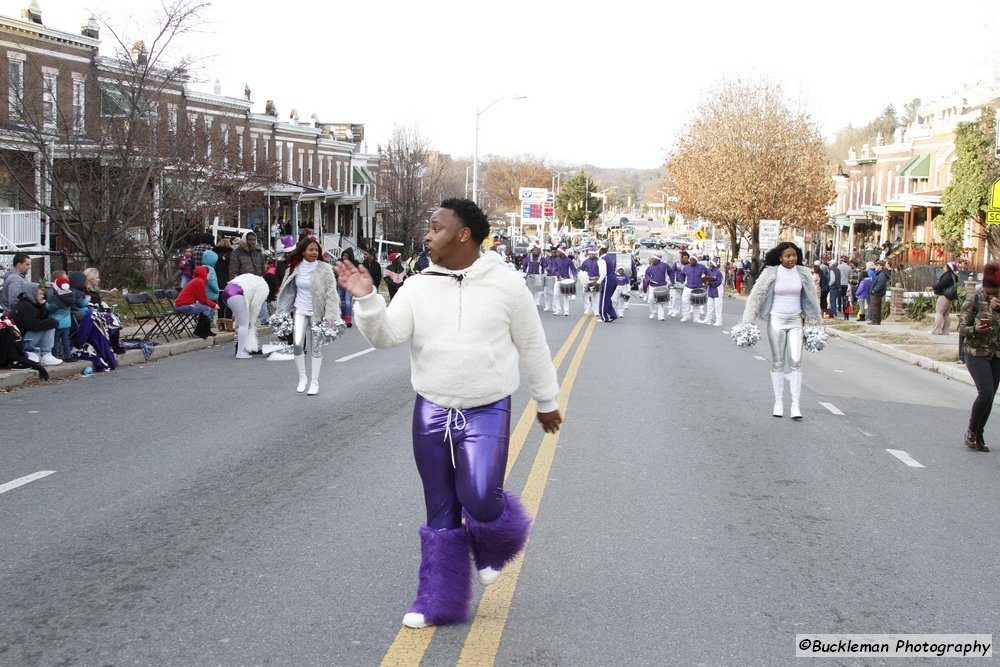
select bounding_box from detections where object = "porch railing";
[0,209,42,248]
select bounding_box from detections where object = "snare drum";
[690,287,708,306]
[652,286,670,303]
[544,275,556,291]
[558,279,577,295]
[526,274,544,292]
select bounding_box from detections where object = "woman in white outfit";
[740,242,821,420]
[275,237,343,395]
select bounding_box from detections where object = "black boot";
[965,422,983,451]
[194,314,215,339]
[976,430,990,452]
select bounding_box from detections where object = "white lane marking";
[819,402,845,415]
[0,470,56,495]
[886,449,925,468]
[335,347,375,363]
[861,431,874,437]
[753,355,767,361]
[722,330,730,335]
[834,370,845,373]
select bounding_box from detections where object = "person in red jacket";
[174,265,217,338]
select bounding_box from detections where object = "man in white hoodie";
[335,197,562,630]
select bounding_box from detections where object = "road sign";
[519,187,547,203]
[987,210,1000,224]
[695,229,706,241]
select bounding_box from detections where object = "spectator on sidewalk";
[191,232,215,269]
[869,259,890,325]
[232,231,268,324]
[177,246,193,288]
[929,262,960,335]
[384,252,407,301]
[838,256,852,317]
[848,260,862,320]
[46,274,74,360]
[174,265,217,339]
[959,262,1000,451]
[338,248,360,327]
[201,248,221,305]
[362,247,383,294]
[828,261,841,319]
[11,282,62,365]
[1,252,31,312]
[214,238,234,330]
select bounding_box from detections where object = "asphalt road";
[1,295,997,666]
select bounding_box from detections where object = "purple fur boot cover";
[463,490,532,571]
[409,525,473,625]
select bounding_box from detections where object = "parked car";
[665,236,695,249]
[639,238,660,249]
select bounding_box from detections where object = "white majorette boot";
[307,357,322,396]
[295,354,308,393]
[789,370,803,420]
[770,371,784,418]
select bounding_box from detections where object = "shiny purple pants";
[412,395,511,530]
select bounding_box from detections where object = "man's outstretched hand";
[538,409,562,434]
[334,260,374,298]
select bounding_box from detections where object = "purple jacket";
[553,256,577,279]
[580,257,600,279]
[522,254,544,275]
[682,263,709,289]
[706,267,724,298]
[643,262,671,291]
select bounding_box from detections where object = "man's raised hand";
[334,260,374,298]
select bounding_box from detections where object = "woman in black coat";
[929,262,960,335]
[214,238,235,328]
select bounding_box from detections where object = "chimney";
[265,100,277,117]
[81,14,99,39]
[22,0,42,24]
[289,108,299,124]
[213,77,221,95]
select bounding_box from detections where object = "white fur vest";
[741,265,821,325]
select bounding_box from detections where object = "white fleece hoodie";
[353,251,560,412]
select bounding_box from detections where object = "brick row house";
[828,81,1000,272]
[0,3,378,280]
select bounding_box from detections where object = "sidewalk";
[0,329,239,391]
[824,317,971,386]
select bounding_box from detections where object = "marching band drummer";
[643,252,671,321]
[541,246,559,312]
[551,246,577,317]
[667,251,688,318]
[597,246,617,323]
[579,248,601,316]
[522,244,545,308]
[679,254,710,323]
[703,257,725,326]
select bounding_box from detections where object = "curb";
[0,331,238,391]
[827,328,971,386]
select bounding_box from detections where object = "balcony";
[0,209,42,250]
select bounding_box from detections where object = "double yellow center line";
[380,315,598,667]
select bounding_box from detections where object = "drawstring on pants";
[443,407,467,468]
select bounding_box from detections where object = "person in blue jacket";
[201,248,221,304]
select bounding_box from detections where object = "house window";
[167,103,177,134]
[43,72,58,129]
[287,148,293,181]
[251,135,258,169]
[72,77,85,133]
[318,154,323,187]
[221,124,229,167]
[7,55,23,118]
[264,138,270,162]
[237,128,244,163]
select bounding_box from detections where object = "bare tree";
[377,126,444,253]
[666,79,834,258]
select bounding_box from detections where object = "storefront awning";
[899,154,931,179]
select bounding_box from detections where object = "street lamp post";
[473,95,526,205]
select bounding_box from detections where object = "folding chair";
[154,289,193,338]
[122,293,172,341]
